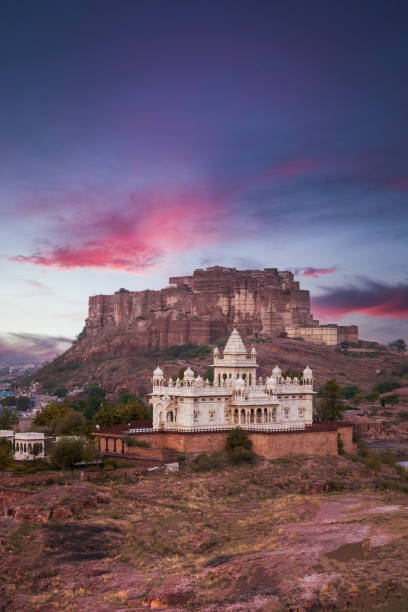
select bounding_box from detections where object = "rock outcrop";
[67,267,317,361]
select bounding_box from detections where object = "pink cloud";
[312,281,408,321]
[11,186,227,272]
[293,267,336,278]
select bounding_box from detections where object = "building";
[13,432,45,461]
[285,324,358,346]
[151,324,314,431]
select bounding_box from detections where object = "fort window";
[24,443,26,452]
[234,409,239,424]
[240,409,246,424]
[167,411,174,422]
[194,411,199,422]
[256,408,262,423]
[209,410,215,421]
[250,409,255,424]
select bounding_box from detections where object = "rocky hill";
[31,334,407,400]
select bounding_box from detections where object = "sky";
[1,0,407,363]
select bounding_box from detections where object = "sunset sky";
[1,0,407,362]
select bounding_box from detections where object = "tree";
[226,427,253,452]
[16,396,30,411]
[225,428,255,463]
[33,402,70,427]
[95,399,151,426]
[317,379,344,422]
[389,338,407,352]
[203,366,214,383]
[0,408,18,429]
[54,410,87,436]
[0,439,12,470]
[1,396,16,407]
[341,385,360,400]
[373,380,401,394]
[32,442,42,463]
[54,386,68,398]
[50,438,85,470]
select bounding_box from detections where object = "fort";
[71,266,357,361]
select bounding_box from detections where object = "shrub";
[364,456,382,472]
[177,453,186,464]
[373,380,401,394]
[398,410,408,420]
[192,452,221,472]
[301,469,310,479]
[229,446,255,464]
[226,428,252,452]
[124,437,150,448]
[380,394,400,406]
[380,453,396,467]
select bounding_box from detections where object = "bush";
[229,446,255,464]
[380,453,396,467]
[380,394,400,406]
[398,410,408,420]
[192,452,221,472]
[177,453,186,464]
[226,428,252,452]
[124,436,150,448]
[373,380,401,394]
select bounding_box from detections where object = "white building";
[13,432,45,461]
[151,325,314,431]
[0,430,14,444]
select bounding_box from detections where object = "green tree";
[1,396,16,407]
[54,386,68,398]
[389,338,407,352]
[226,427,253,452]
[95,400,151,426]
[50,438,85,470]
[54,409,87,436]
[373,380,401,394]
[341,385,360,400]
[203,366,214,383]
[0,408,18,429]
[33,402,70,427]
[317,379,344,422]
[32,442,42,463]
[225,428,255,463]
[16,396,30,411]
[0,439,12,470]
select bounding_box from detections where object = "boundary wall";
[94,424,355,459]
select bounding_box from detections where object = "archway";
[256,408,262,424]
[167,411,174,422]
[240,409,246,424]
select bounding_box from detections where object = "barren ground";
[1,455,408,611]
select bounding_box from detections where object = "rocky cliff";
[66,266,315,362]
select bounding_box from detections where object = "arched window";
[28,443,32,453]
[256,408,262,424]
[234,409,239,424]
[167,411,174,422]
[218,374,221,386]
[250,409,255,424]
[240,409,246,424]
[223,373,227,381]
[264,408,268,423]
[249,374,252,386]
[24,443,27,453]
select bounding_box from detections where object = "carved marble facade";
[151,326,314,431]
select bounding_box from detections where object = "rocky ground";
[1,454,408,610]
[26,336,408,398]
